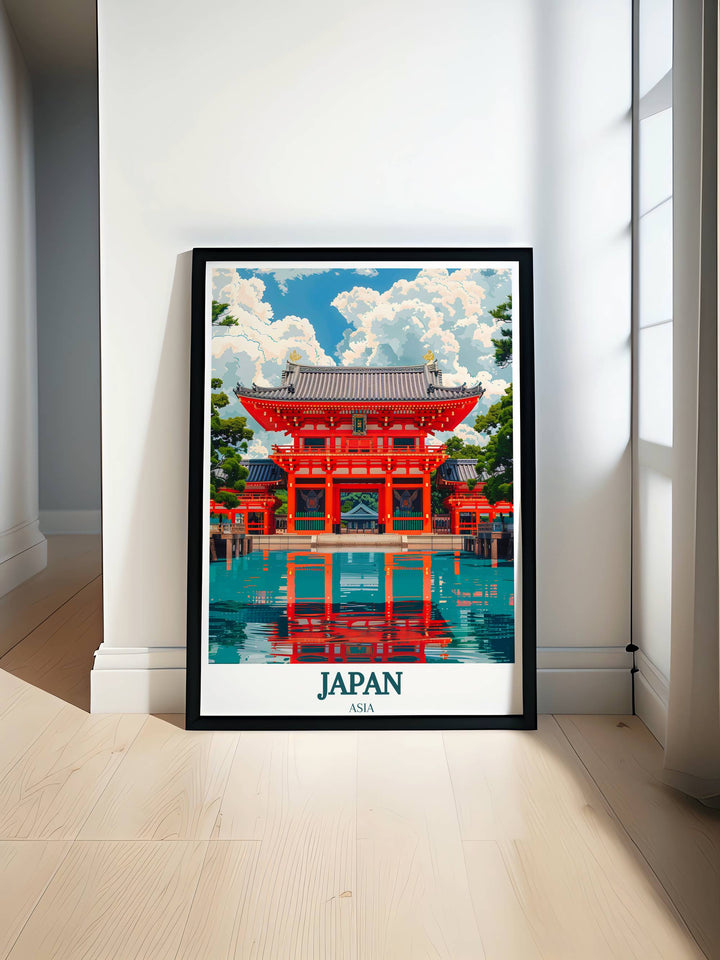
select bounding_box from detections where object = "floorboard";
[78,715,237,841]
[0,708,145,839]
[0,539,718,959]
[0,535,101,659]
[0,671,65,784]
[0,840,71,960]
[357,730,484,959]
[6,840,206,960]
[205,731,357,958]
[0,578,101,710]
[557,714,720,959]
[448,718,706,958]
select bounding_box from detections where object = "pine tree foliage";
[209,376,253,507]
[490,295,512,368]
[474,385,513,504]
[212,300,240,326]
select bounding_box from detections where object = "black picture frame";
[186,247,536,730]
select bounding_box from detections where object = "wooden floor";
[0,536,718,959]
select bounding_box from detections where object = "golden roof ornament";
[288,349,301,363]
[423,349,435,364]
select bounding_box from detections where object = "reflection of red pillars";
[287,473,296,533]
[422,553,432,602]
[422,552,432,624]
[324,553,332,618]
[454,550,460,577]
[384,556,393,619]
[385,472,393,533]
[422,472,431,532]
[324,474,333,532]
[286,554,295,617]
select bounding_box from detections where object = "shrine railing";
[393,511,423,531]
[273,439,446,457]
[432,514,451,533]
[295,512,325,531]
[218,490,276,504]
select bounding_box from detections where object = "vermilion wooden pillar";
[324,474,333,533]
[287,472,296,533]
[451,506,460,535]
[422,472,431,533]
[385,472,393,533]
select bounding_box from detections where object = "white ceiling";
[4,0,96,74]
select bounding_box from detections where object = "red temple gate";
[235,357,485,534]
[436,459,514,535]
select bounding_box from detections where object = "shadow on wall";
[531,0,632,654]
[1,15,39,539]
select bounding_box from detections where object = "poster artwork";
[187,248,535,729]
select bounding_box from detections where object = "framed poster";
[186,248,535,729]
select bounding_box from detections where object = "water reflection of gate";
[276,551,451,663]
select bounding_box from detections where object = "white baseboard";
[91,642,633,716]
[39,509,101,535]
[538,669,631,714]
[0,519,47,598]
[91,643,186,713]
[635,651,668,745]
[538,644,632,714]
[91,667,186,714]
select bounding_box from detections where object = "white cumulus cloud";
[255,268,331,294]
[332,267,512,439]
[211,266,512,458]
[211,270,335,455]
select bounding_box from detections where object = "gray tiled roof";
[340,502,379,519]
[437,459,480,483]
[235,362,484,403]
[245,459,285,484]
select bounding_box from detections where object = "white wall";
[34,74,101,535]
[0,0,46,597]
[94,0,632,713]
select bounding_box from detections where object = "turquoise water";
[209,550,514,664]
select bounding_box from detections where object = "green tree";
[210,376,253,507]
[274,489,288,516]
[340,491,378,513]
[444,434,486,460]
[474,385,513,504]
[212,300,240,327]
[490,296,512,368]
[430,471,445,515]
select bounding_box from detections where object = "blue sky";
[234,267,421,358]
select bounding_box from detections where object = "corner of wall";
[0,520,47,598]
[635,651,668,745]
[40,510,101,535]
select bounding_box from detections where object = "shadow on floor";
[0,573,101,712]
